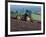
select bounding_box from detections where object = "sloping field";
[31,13,41,21]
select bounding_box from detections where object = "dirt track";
[10,17,41,32]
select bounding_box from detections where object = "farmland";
[10,5,41,32]
[10,13,41,32]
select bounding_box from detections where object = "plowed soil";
[10,16,41,32]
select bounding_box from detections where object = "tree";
[25,9,32,17]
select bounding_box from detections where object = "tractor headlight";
[26,16,30,21]
[17,16,21,20]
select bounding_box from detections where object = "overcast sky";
[10,5,41,13]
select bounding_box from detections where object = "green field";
[11,12,41,21]
[31,13,41,21]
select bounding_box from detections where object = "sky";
[10,5,41,13]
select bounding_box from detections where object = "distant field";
[11,13,16,17]
[31,13,41,21]
[11,13,41,21]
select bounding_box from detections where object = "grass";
[31,13,41,21]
